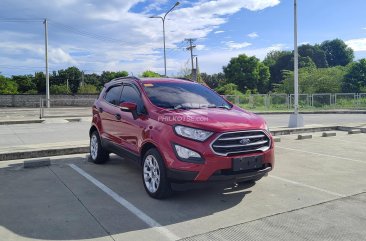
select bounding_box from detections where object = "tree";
[320,39,354,67]
[201,72,226,89]
[56,67,82,94]
[12,75,36,93]
[0,75,18,94]
[84,73,100,87]
[215,83,244,96]
[264,50,293,88]
[275,66,346,94]
[298,44,328,68]
[100,71,128,85]
[50,84,71,94]
[342,59,366,92]
[264,50,317,90]
[141,70,161,77]
[78,84,98,94]
[223,54,270,93]
[34,72,46,94]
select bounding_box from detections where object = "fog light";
[173,144,204,163]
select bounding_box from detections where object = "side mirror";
[120,102,138,119]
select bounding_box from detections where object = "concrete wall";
[0,95,99,107]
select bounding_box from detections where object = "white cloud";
[225,41,252,50]
[248,32,259,38]
[49,48,77,65]
[0,0,281,75]
[196,44,206,50]
[346,38,366,51]
[199,43,285,73]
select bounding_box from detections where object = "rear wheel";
[90,131,109,164]
[142,148,172,199]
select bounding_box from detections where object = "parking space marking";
[269,175,345,197]
[276,146,366,164]
[69,164,180,241]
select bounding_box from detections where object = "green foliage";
[34,72,46,94]
[0,75,18,94]
[100,71,128,85]
[215,83,244,96]
[264,50,293,87]
[200,72,226,89]
[223,54,270,94]
[275,66,346,94]
[320,39,354,67]
[342,59,366,92]
[50,84,71,94]
[12,75,36,93]
[298,44,328,68]
[77,84,98,94]
[141,70,161,77]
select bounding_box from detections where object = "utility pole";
[185,38,196,81]
[195,56,199,81]
[44,18,50,108]
[288,0,304,127]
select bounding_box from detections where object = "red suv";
[90,77,274,199]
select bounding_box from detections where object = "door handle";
[115,113,121,120]
[99,107,103,113]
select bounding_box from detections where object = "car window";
[143,82,232,109]
[120,85,146,114]
[104,85,123,105]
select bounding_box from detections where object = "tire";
[90,131,109,164]
[142,148,172,199]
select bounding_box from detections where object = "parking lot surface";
[0,131,365,240]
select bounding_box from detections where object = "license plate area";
[232,155,263,172]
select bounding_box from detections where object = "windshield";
[143,82,232,110]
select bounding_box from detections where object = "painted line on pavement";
[69,164,180,241]
[276,146,366,164]
[269,175,345,197]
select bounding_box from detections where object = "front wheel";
[90,131,109,164]
[142,148,172,199]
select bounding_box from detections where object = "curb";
[0,125,365,162]
[0,120,45,125]
[0,146,89,161]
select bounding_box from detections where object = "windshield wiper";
[207,104,231,110]
[173,104,192,110]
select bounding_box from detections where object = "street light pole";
[44,18,50,108]
[150,2,180,77]
[288,0,304,128]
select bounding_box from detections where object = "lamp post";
[150,1,180,77]
[288,0,304,127]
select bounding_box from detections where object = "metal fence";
[222,93,366,110]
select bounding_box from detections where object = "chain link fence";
[222,93,366,111]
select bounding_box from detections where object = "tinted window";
[143,82,231,109]
[120,85,145,114]
[105,85,123,105]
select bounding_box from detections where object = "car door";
[99,84,123,144]
[117,83,148,154]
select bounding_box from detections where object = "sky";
[1,0,366,77]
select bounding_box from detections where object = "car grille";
[211,130,271,156]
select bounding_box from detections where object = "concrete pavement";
[0,131,365,240]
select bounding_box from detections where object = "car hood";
[153,107,267,132]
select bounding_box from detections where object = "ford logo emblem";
[239,138,250,145]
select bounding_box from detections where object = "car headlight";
[264,122,270,133]
[173,144,204,163]
[174,125,213,142]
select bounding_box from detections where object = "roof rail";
[175,77,195,82]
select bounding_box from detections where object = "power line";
[48,21,129,45]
